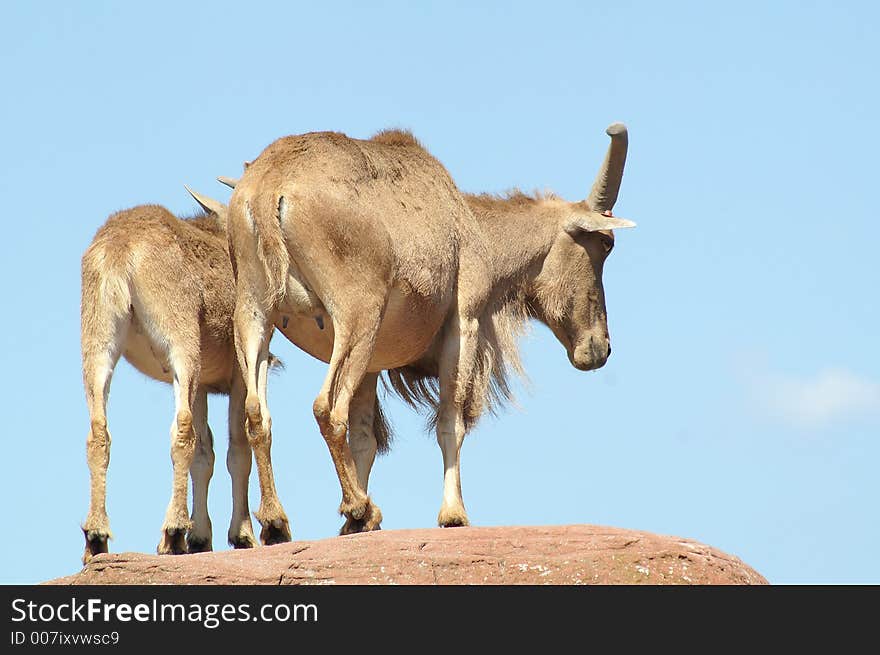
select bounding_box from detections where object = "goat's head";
[531,123,635,372]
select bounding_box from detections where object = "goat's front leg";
[435,314,481,527]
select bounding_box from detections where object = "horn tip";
[606,122,628,137]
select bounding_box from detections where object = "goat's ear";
[216,161,249,189]
[564,211,636,235]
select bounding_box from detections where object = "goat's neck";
[468,201,558,306]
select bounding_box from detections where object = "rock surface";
[46,525,767,585]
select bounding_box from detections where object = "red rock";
[45,525,767,585]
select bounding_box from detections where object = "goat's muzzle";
[570,336,611,371]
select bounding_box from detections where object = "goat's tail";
[80,240,132,412]
[373,392,394,454]
[233,189,291,309]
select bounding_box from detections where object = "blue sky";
[1,1,877,584]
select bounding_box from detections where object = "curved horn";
[184,185,226,216]
[586,122,628,213]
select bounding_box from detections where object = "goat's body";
[229,125,632,536]
[244,131,481,370]
[85,206,235,381]
[85,207,236,390]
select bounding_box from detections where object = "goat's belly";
[122,329,173,384]
[372,287,447,368]
[198,341,235,390]
[275,287,448,371]
[122,320,233,390]
[274,317,334,364]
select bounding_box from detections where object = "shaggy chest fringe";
[383,299,530,430]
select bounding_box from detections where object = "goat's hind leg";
[340,372,383,535]
[235,302,290,545]
[226,366,258,549]
[81,292,128,564]
[315,308,384,533]
[82,355,120,564]
[186,388,214,553]
[157,349,200,555]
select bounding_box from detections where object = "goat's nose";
[607,343,612,358]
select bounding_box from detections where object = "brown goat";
[224,124,634,537]
[79,189,284,562]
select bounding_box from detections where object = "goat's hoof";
[339,496,370,521]
[228,526,258,549]
[340,517,364,535]
[158,528,188,555]
[437,506,470,528]
[82,529,110,565]
[260,519,291,546]
[186,535,212,553]
[340,513,383,535]
[229,534,258,549]
[340,500,383,534]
